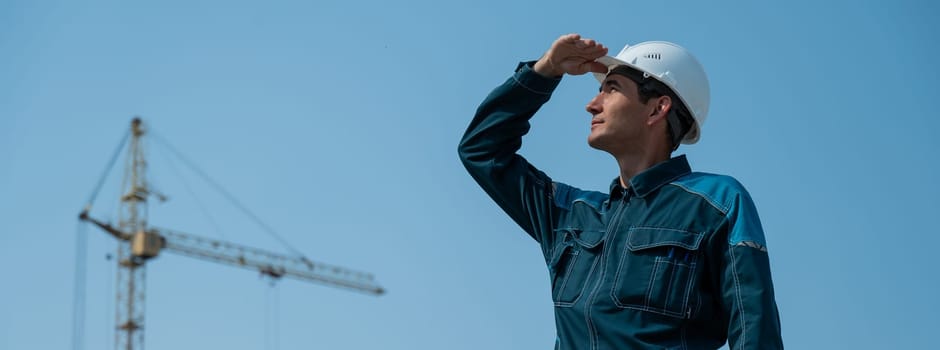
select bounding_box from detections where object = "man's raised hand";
[533,34,609,78]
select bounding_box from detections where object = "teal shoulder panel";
[552,182,607,211]
[670,173,767,248]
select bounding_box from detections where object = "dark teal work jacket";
[458,62,783,350]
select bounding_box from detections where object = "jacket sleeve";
[457,61,564,251]
[713,188,783,350]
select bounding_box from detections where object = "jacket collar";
[608,155,692,199]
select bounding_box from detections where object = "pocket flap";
[626,227,703,251]
[572,229,605,249]
[554,227,606,249]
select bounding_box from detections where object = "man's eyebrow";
[599,79,622,92]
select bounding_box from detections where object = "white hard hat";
[593,41,710,144]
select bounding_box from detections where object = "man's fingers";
[585,45,608,57]
[577,45,608,61]
[577,61,610,75]
[542,34,608,76]
[558,33,581,46]
[574,39,602,50]
[577,43,607,59]
[587,61,609,74]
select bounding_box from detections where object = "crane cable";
[73,129,130,350]
[156,143,228,240]
[157,135,285,350]
[149,131,307,260]
[82,130,130,213]
[71,222,88,350]
[265,283,280,350]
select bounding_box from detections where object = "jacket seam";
[555,250,579,303]
[572,198,603,211]
[633,169,691,198]
[680,324,688,350]
[610,304,689,318]
[553,250,599,307]
[609,231,632,309]
[682,260,697,318]
[667,183,729,215]
[587,199,627,350]
[511,74,554,95]
[663,259,677,313]
[645,257,662,309]
[729,244,747,349]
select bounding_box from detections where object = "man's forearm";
[457,62,561,243]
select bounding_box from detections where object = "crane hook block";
[131,231,164,259]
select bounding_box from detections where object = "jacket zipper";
[584,190,630,350]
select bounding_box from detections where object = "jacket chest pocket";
[610,227,704,318]
[549,228,605,307]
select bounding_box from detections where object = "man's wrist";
[513,61,562,95]
[532,58,562,78]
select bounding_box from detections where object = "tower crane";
[77,118,384,350]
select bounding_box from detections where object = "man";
[458,34,783,349]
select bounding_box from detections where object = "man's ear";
[647,95,672,126]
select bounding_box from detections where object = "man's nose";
[586,93,603,115]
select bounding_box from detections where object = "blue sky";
[1,0,938,349]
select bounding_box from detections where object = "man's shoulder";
[552,182,609,211]
[667,172,752,215]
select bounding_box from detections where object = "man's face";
[585,73,655,155]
